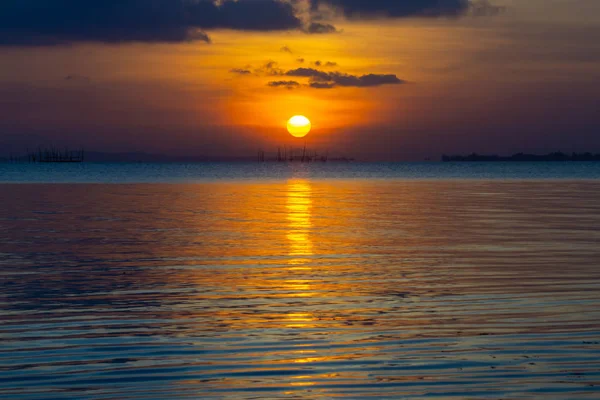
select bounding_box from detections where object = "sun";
[287,115,311,138]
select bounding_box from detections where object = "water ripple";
[1,181,600,398]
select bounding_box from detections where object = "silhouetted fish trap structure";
[258,145,330,163]
[26,148,85,163]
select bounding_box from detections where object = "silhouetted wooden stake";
[301,142,306,162]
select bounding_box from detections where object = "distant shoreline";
[442,152,600,162]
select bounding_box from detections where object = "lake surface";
[2,161,600,182]
[1,165,600,398]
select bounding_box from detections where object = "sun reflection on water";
[284,180,317,333]
[286,180,313,266]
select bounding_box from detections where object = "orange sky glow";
[1,0,600,160]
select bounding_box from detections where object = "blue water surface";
[1,161,600,183]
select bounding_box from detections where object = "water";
[1,165,600,398]
[1,161,600,182]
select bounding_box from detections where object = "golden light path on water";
[284,181,321,383]
[286,180,314,265]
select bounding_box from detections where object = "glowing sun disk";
[287,115,311,138]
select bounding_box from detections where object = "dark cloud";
[259,61,285,76]
[280,46,293,54]
[313,60,337,67]
[0,0,301,46]
[297,58,305,63]
[309,82,336,89]
[230,68,252,75]
[286,67,405,88]
[268,81,300,89]
[306,22,339,34]
[286,68,331,80]
[303,1,496,34]
[0,1,503,46]
[312,0,471,18]
[469,0,505,16]
[335,73,404,87]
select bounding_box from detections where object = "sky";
[1,0,599,160]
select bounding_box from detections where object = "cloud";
[185,31,212,44]
[0,1,503,46]
[309,82,336,89]
[280,46,293,53]
[286,67,331,80]
[312,0,472,19]
[313,60,337,67]
[286,67,405,88]
[305,1,500,35]
[306,22,339,34]
[0,0,302,46]
[337,73,404,87]
[259,60,285,75]
[230,68,252,75]
[268,80,300,89]
[297,58,305,63]
[469,0,505,16]
[304,1,502,33]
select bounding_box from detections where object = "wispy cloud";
[286,68,405,88]
[230,68,252,75]
[306,22,338,34]
[314,61,338,67]
[267,80,300,89]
